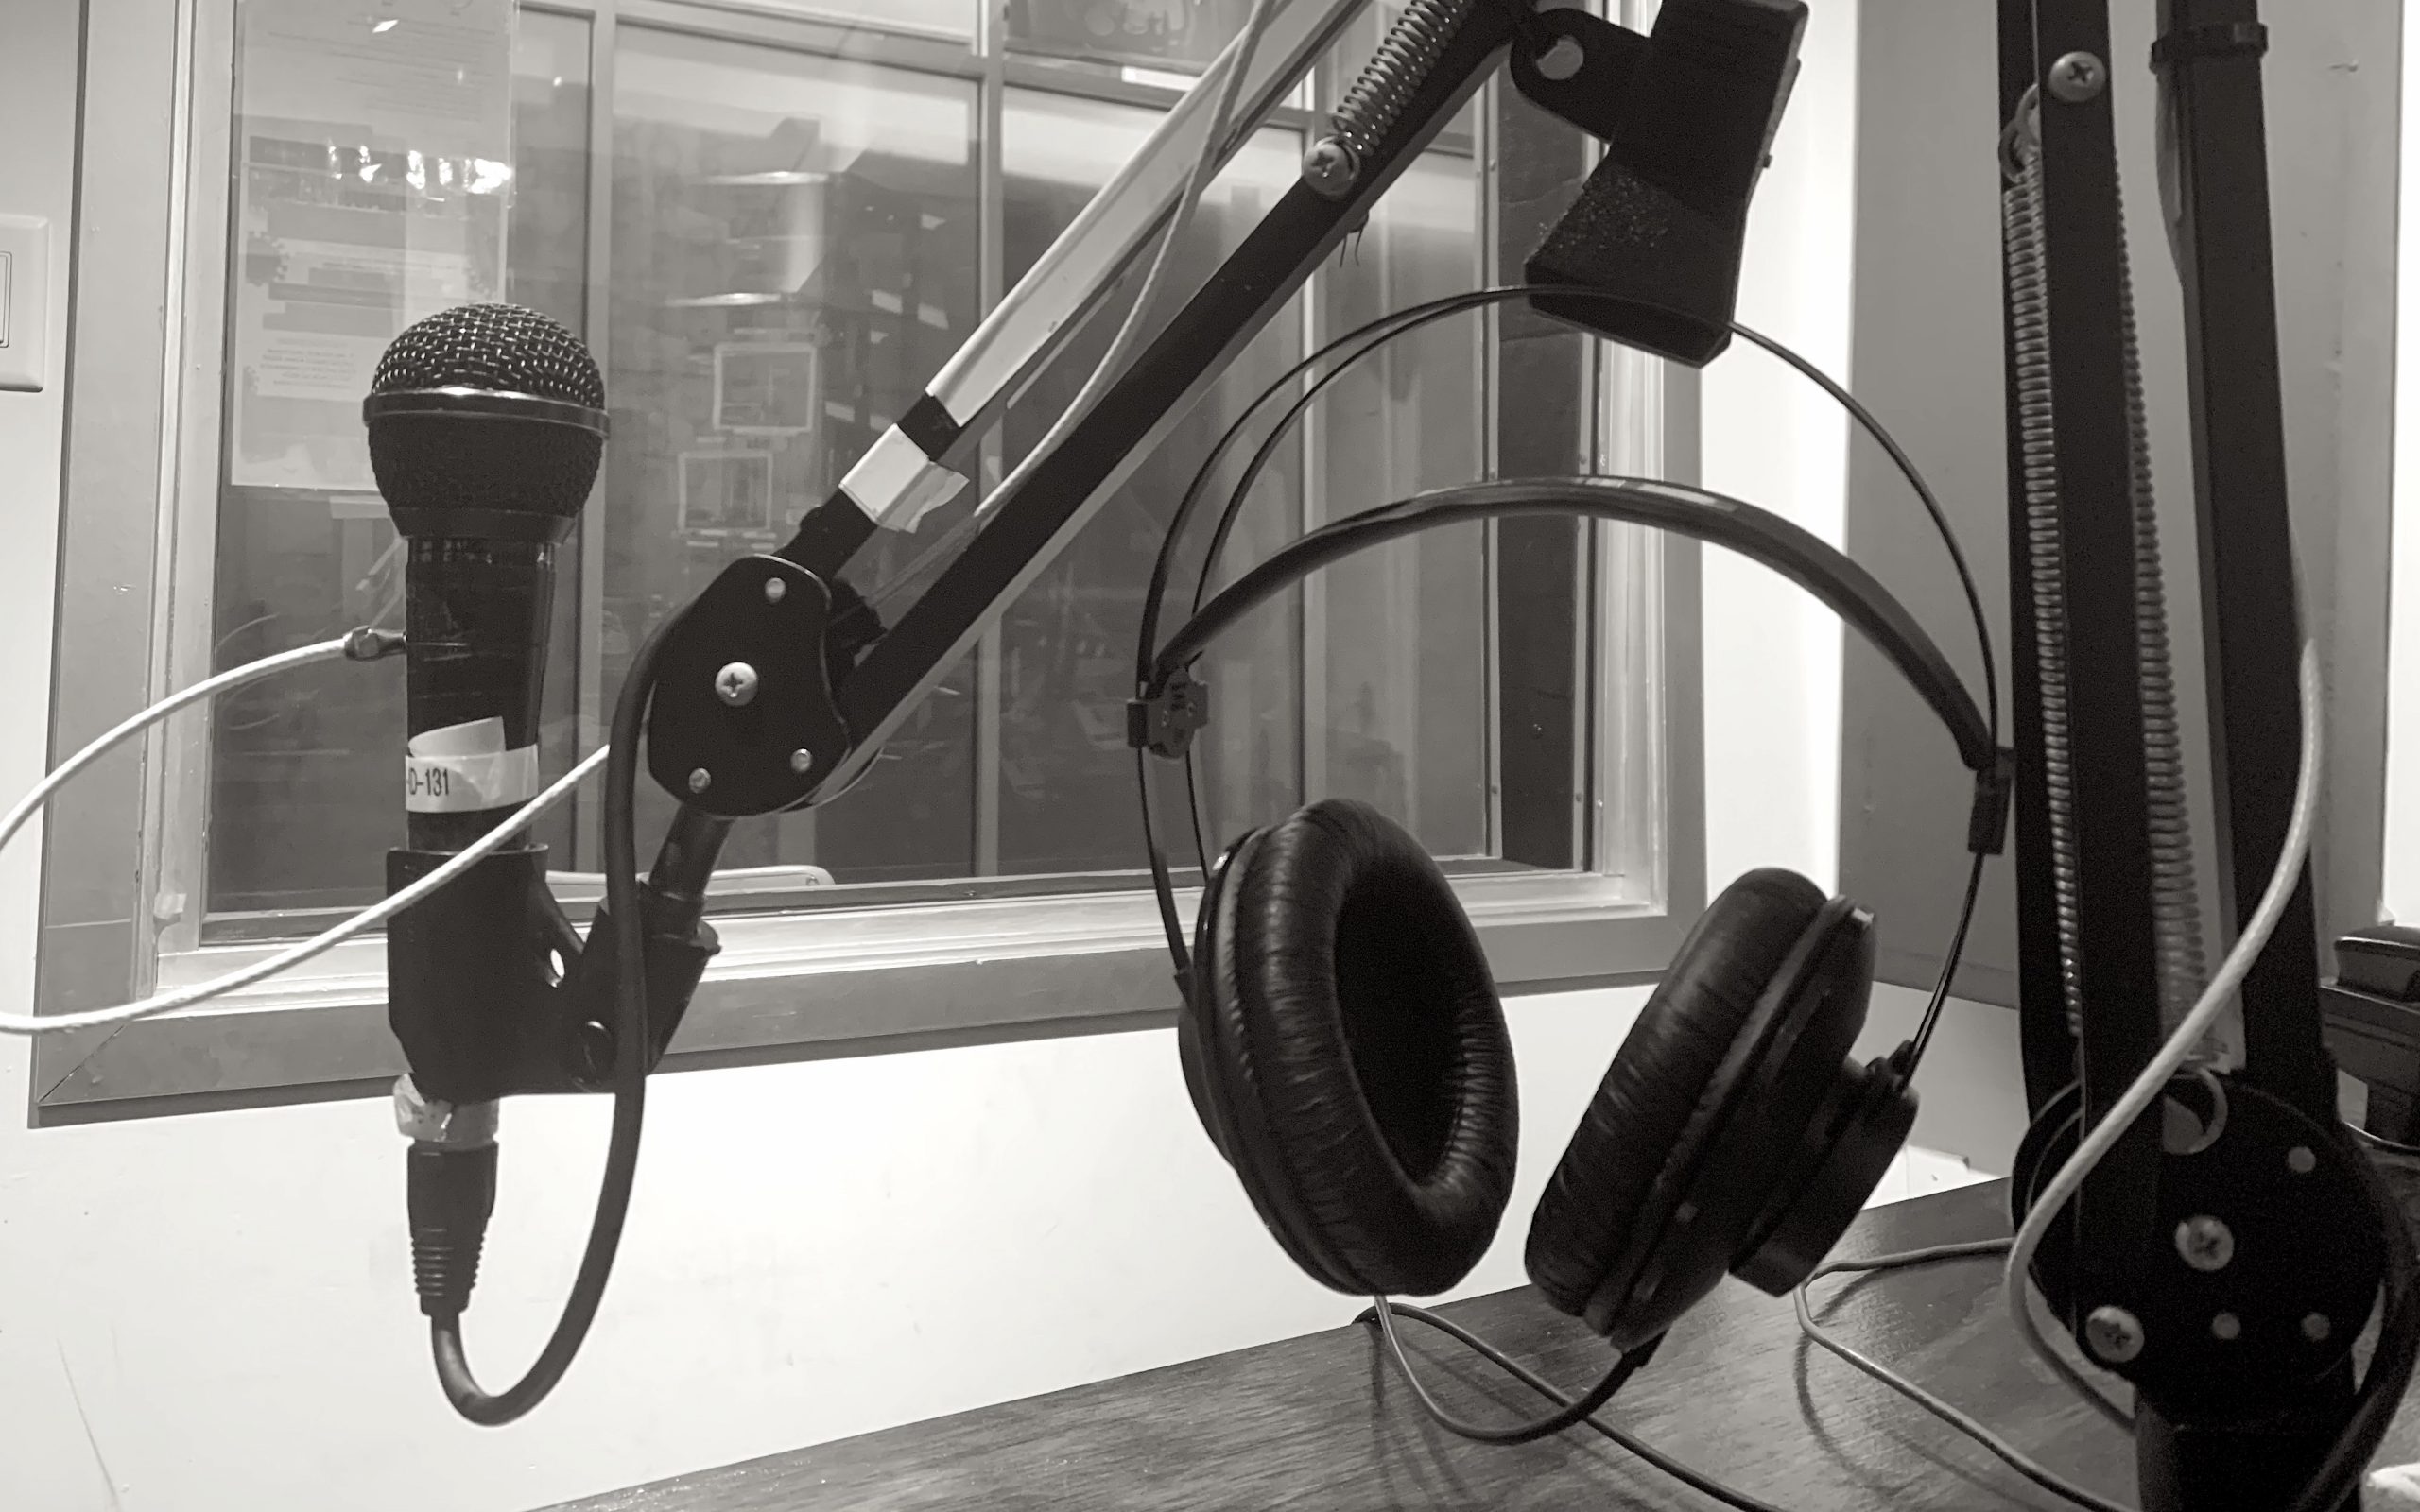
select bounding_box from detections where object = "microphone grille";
[372,302,603,408]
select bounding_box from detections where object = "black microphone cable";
[425,608,680,1424]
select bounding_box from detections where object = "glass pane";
[605,28,981,882]
[994,92,1306,880]
[759,1,976,39]
[206,6,590,914]
[1314,149,1487,858]
[1007,0,1258,70]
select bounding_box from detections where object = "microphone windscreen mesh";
[367,303,605,526]
[372,302,603,407]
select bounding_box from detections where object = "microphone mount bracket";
[1502,5,1646,143]
[2010,1070,2382,1421]
[385,843,719,1104]
[646,556,855,818]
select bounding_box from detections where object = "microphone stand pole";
[1996,3,2387,1506]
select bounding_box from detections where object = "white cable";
[0,635,356,858]
[0,634,607,1035]
[2004,639,2325,1423]
[0,747,603,1036]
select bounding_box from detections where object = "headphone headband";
[1147,476,1996,777]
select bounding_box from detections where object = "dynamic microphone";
[363,301,607,853]
[367,306,609,1333]
[365,308,721,1422]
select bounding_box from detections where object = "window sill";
[34,871,1683,1119]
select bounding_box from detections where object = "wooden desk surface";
[544,1182,2417,1511]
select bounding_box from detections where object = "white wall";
[0,988,1654,1511]
[2385,0,2420,922]
[1700,0,1858,893]
[0,3,2022,1509]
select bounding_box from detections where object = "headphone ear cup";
[1194,799,1517,1297]
[1732,1054,1918,1294]
[1177,831,1259,1173]
[1526,868,1830,1339]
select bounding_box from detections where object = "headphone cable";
[1792,1239,2129,1512]
[1362,1299,1661,1446]
[1365,1300,1793,1512]
[2346,1121,2420,1159]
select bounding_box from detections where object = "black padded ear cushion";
[1525,868,1829,1323]
[1200,799,1516,1297]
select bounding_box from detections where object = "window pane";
[206,5,589,913]
[604,29,981,882]
[1313,150,1487,858]
[1008,0,1257,70]
[758,1,976,39]
[995,93,1308,878]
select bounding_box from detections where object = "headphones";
[1136,475,2005,1351]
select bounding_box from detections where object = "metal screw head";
[573,1019,614,1084]
[763,576,787,604]
[2048,51,2108,103]
[2304,1313,2333,1343]
[2211,1312,2242,1342]
[2084,1305,2145,1364]
[715,662,760,707]
[2287,1144,2317,1175]
[1302,139,1357,198]
[687,766,713,794]
[788,747,815,775]
[1535,35,1585,82]
[2175,1214,2236,1273]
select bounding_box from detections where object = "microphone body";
[396,538,559,850]
[366,303,607,1111]
[364,303,608,853]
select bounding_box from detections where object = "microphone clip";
[384,844,720,1106]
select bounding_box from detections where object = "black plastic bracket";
[647,555,854,816]
[2010,1072,2381,1419]
[552,884,721,1091]
[1522,0,1811,368]
[1126,668,1211,761]
[1505,8,1649,143]
[385,843,720,1103]
[2149,22,2267,69]
[1967,747,2018,857]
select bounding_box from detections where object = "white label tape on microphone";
[405,718,543,813]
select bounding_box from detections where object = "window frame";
[33,0,1704,1122]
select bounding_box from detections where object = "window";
[37,0,1701,1118]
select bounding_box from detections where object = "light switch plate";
[0,214,52,394]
